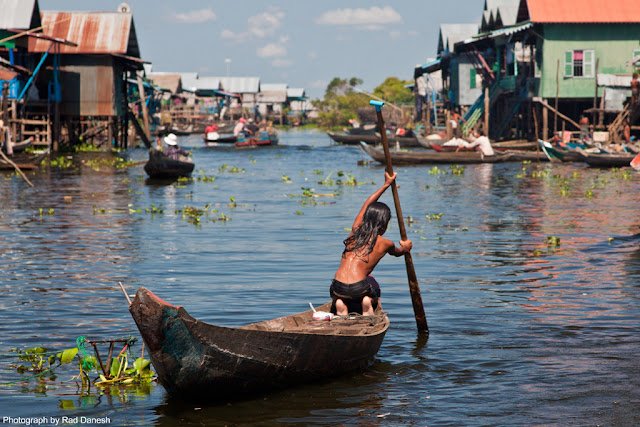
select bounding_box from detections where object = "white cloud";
[310,80,327,88]
[248,8,285,38]
[315,6,402,29]
[257,43,287,58]
[174,8,217,24]
[220,29,250,43]
[272,59,293,68]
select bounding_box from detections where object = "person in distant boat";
[623,120,631,144]
[330,171,412,317]
[163,133,190,161]
[465,130,494,156]
[205,123,219,141]
[450,108,467,138]
[579,115,591,142]
[233,118,247,136]
[245,118,259,136]
[631,72,639,106]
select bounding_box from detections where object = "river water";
[0,129,639,426]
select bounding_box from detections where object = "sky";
[38,1,484,99]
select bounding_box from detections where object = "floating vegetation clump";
[46,156,74,169]
[37,208,54,216]
[218,164,245,174]
[318,170,371,186]
[426,213,443,220]
[450,165,464,175]
[288,187,335,206]
[74,143,106,153]
[547,236,561,247]
[175,204,231,224]
[6,337,155,392]
[428,166,445,175]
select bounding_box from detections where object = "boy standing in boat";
[331,171,412,316]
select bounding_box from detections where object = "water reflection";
[0,132,639,425]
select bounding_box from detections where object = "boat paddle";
[370,100,428,333]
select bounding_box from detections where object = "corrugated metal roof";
[219,77,260,93]
[287,88,305,98]
[261,83,287,91]
[0,0,40,30]
[29,11,140,56]
[438,24,478,54]
[527,0,640,23]
[148,74,182,93]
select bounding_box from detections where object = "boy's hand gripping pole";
[370,100,428,333]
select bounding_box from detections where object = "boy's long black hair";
[343,202,391,260]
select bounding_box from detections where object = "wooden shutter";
[564,51,573,77]
[583,50,594,78]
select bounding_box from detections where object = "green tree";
[373,77,414,105]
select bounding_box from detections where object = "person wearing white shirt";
[466,130,494,156]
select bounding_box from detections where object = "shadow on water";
[153,368,389,426]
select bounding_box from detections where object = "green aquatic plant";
[282,173,291,182]
[547,236,561,248]
[74,143,105,153]
[585,189,593,199]
[145,204,164,214]
[428,166,444,175]
[450,165,464,175]
[38,208,54,216]
[426,213,443,220]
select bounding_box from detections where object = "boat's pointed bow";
[129,287,177,352]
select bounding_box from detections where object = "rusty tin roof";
[29,11,140,56]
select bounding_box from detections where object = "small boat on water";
[360,142,548,165]
[0,149,48,170]
[327,131,421,147]
[143,149,194,179]
[575,148,637,168]
[539,140,583,162]
[129,287,389,398]
[203,133,238,146]
[235,131,279,147]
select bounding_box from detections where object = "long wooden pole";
[0,150,34,187]
[370,100,428,333]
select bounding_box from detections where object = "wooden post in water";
[370,100,428,333]
[484,86,490,135]
[136,75,151,142]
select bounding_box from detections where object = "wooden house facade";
[28,8,145,148]
[448,0,640,142]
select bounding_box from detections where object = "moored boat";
[128,287,389,398]
[539,140,583,162]
[143,149,194,178]
[327,131,421,147]
[235,131,279,147]
[0,149,48,170]
[203,133,238,146]
[360,142,548,165]
[575,148,637,168]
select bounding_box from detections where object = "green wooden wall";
[539,24,640,99]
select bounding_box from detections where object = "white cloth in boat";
[442,138,470,147]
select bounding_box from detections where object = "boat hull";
[576,149,637,167]
[360,142,547,165]
[143,150,194,178]
[327,132,421,147]
[129,287,389,398]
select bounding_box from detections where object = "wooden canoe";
[129,287,389,398]
[235,131,279,147]
[360,142,548,165]
[575,149,637,167]
[0,150,48,170]
[143,149,194,178]
[203,133,237,146]
[539,140,583,162]
[327,132,421,147]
